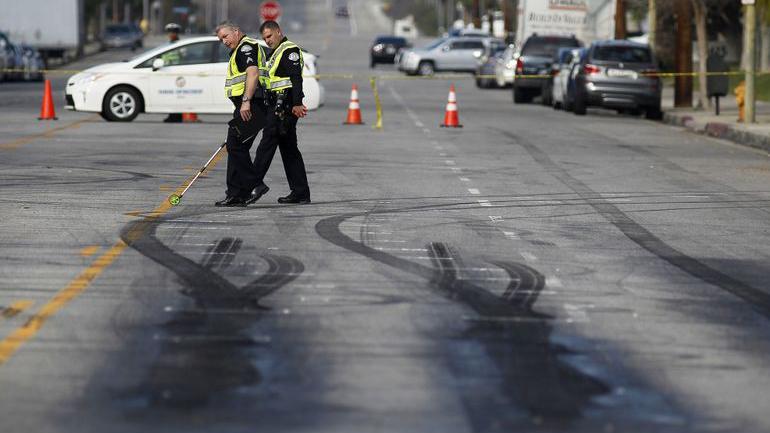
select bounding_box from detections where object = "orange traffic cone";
[343,84,364,125]
[38,79,57,120]
[182,112,200,122]
[440,84,462,128]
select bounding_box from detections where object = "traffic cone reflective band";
[343,84,364,125]
[38,79,57,120]
[182,112,199,122]
[441,83,462,128]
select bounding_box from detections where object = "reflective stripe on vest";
[266,40,303,92]
[224,36,267,98]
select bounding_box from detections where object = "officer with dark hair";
[252,20,311,204]
[162,23,183,123]
[213,20,270,206]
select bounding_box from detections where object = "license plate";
[607,68,638,79]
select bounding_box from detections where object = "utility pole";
[614,0,626,39]
[472,0,481,28]
[648,0,656,53]
[675,0,693,108]
[745,1,757,123]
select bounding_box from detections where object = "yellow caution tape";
[1,68,759,80]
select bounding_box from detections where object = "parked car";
[475,42,507,88]
[20,44,45,81]
[512,34,582,103]
[66,36,325,122]
[569,40,661,119]
[370,35,409,67]
[0,33,9,82]
[493,44,516,88]
[5,42,25,81]
[551,47,584,110]
[400,35,503,76]
[100,23,143,50]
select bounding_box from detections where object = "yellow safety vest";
[224,36,268,98]
[266,39,303,92]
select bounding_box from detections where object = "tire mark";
[427,242,610,424]
[501,130,770,319]
[316,213,612,421]
[117,217,304,409]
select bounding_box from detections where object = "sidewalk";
[661,86,770,154]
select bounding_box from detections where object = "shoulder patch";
[241,45,253,53]
[288,52,300,61]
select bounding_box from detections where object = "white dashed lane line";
[468,188,480,195]
[459,177,470,182]
[445,160,456,165]
[477,200,492,207]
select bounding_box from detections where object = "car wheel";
[418,61,434,76]
[573,90,586,115]
[553,101,562,110]
[370,59,376,68]
[645,106,663,120]
[541,86,552,106]
[513,86,527,103]
[102,86,142,122]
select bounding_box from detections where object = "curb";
[663,111,770,153]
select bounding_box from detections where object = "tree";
[692,0,709,109]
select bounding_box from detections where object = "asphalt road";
[2,1,770,432]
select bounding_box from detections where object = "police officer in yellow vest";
[214,21,271,206]
[252,20,311,204]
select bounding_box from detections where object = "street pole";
[675,0,692,108]
[648,0,656,53]
[615,0,626,39]
[745,1,757,123]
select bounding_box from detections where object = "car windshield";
[105,25,132,34]
[593,45,652,63]
[376,37,406,45]
[421,38,447,50]
[522,38,579,57]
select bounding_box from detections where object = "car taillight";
[516,58,524,74]
[584,64,601,75]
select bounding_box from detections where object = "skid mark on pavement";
[502,130,770,320]
[118,216,304,408]
[0,150,224,366]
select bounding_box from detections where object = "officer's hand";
[292,105,308,118]
[240,101,252,122]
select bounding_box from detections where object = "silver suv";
[400,36,503,76]
[570,40,662,119]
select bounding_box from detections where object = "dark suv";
[570,40,661,119]
[513,34,582,103]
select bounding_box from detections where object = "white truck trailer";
[516,0,615,46]
[0,0,85,63]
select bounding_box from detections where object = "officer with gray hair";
[213,20,270,206]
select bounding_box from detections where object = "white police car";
[65,36,325,122]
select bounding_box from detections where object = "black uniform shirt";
[272,37,304,106]
[229,36,264,102]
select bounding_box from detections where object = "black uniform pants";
[253,109,310,199]
[225,102,266,198]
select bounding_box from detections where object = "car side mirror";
[442,45,450,52]
[152,58,164,71]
